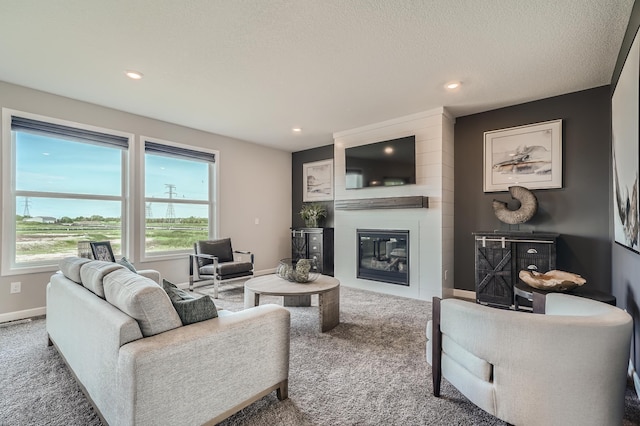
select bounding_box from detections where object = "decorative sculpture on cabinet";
[492,185,538,224]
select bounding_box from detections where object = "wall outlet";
[254,218,260,225]
[10,282,21,294]
[444,270,448,280]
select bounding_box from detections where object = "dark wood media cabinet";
[291,227,334,276]
[473,231,559,309]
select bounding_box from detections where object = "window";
[143,139,216,258]
[2,111,130,273]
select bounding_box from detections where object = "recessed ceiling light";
[292,127,302,133]
[445,81,461,90]
[125,70,143,80]
[384,146,394,154]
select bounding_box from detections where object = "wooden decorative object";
[334,196,428,210]
[518,269,586,292]
[492,186,538,224]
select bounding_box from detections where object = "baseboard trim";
[452,289,475,300]
[0,306,46,324]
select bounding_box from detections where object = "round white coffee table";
[244,274,340,332]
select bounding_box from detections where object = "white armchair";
[426,294,632,426]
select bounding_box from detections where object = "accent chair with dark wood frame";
[189,238,254,298]
[427,294,632,425]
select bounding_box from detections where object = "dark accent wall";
[612,0,640,383]
[454,86,612,293]
[291,145,335,228]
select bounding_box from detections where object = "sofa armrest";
[137,269,161,284]
[115,304,290,426]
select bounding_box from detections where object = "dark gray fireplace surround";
[357,229,409,286]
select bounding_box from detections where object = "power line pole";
[22,197,31,217]
[165,184,176,223]
[146,202,153,218]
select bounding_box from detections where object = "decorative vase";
[276,258,319,283]
[305,218,318,228]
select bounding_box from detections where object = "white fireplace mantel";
[332,107,454,301]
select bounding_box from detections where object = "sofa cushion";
[199,261,253,278]
[104,269,182,337]
[59,257,93,284]
[162,279,218,325]
[117,256,137,273]
[80,260,127,298]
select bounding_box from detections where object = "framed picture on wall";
[612,28,640,253]
[303,159,334,202]
[483,119,563,192]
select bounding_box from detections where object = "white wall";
[333,108,454,301]
[0,81,291,321]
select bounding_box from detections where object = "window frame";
[139,136,218,262]
[1,108,133,276]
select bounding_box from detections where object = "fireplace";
[357,229,409,286]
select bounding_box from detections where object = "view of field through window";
[14,130,211,264]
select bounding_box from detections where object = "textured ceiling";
[0,0,634,152]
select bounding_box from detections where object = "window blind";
[11,116,129,149]
[144,141,215,163]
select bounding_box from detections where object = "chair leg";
[432,297,442,397]
[213,279,219,299]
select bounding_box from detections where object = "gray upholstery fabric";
[137,269,161,284]
[199,261,253,278]
[80,260,126,298]
[59,256,92,284]
[442,332,492,382]
[47,262,290,426]
[47,275,143,425]
[116,304,290,425]
[103,269,182,337]
[196,239,234,266]
[162,279,218,324]
[426,295,633,425]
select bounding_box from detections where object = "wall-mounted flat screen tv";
[345,135,416,189]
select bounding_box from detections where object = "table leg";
[319,286,340,332]
[284,295,311,307]
[244,288,260,309]
[532,292,546,314]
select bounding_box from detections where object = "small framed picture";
[90,241,115,262]
[483,119,562,192]
[303,159,334,201]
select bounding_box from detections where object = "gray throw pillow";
[117,256,137,273]
[162,279,218,325]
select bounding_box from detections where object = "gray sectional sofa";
[46,257,290,425]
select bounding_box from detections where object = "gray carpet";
[1,285,639,425]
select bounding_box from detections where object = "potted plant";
[300,203,327,228]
